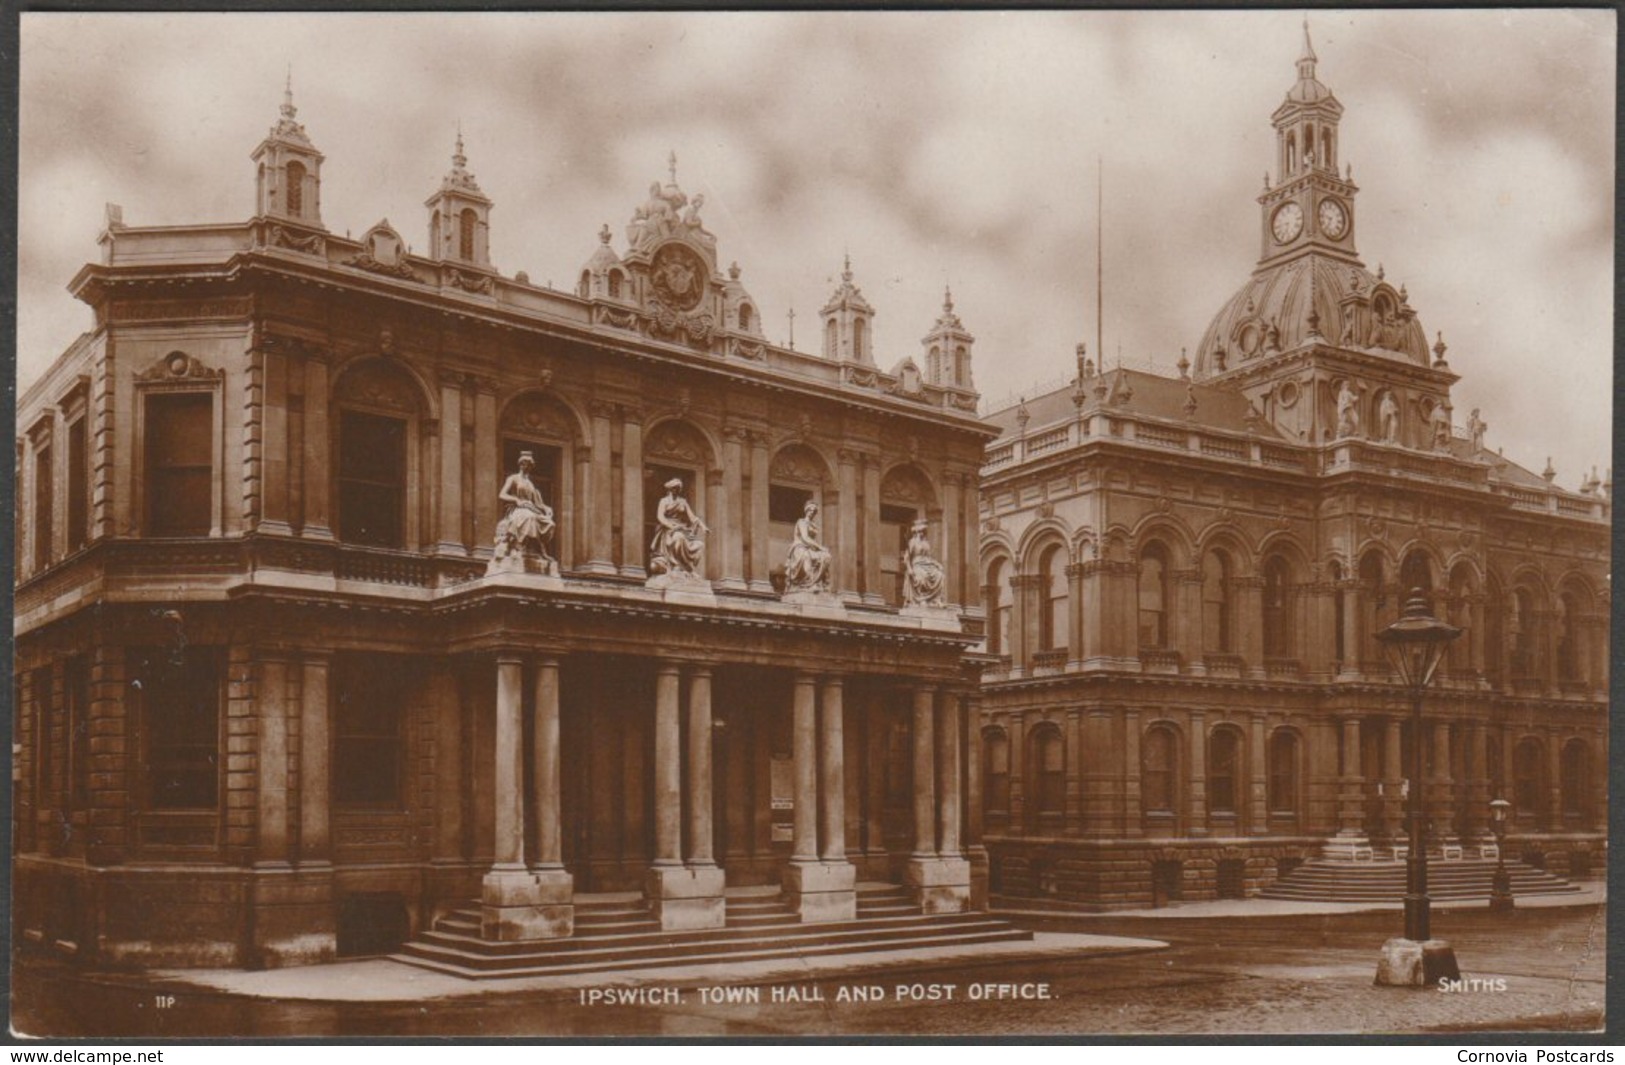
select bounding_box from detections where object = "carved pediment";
[137,350,223,383]
[347,220,418,280]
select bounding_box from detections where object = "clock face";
[1271,202,1304,244]
[1318,198,1348,239]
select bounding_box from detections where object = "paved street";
[12,898,1605,1038]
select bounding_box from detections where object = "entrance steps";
[1261,857,1581,903]
[392,882,1031,980]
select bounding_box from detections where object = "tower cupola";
[920,286,975,389]
[820,255,876,364]
[425,128,494,269]
[252,73,325,229]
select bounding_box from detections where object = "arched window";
[1031,725,1065,818]
[1561,739,1589,821]
[824,318,839,359]
[1286,132,1297,174]
[1513,737,1544,817]
[1359,552,1385,664]
[852,317,867,361]
[1202,549,1233,653]
[1322,129,1334,171]
[1039,544,1068,652]
[458,208,477,261]
[1511,587,1538,678]
[1262,554,1292,658]
[1400,550,1433,603]
[608,271,622,300]
[983,728,1011,815]
[1268,730,1299,813]
[985,558,1012,658]
[1556,592,1583,682]
[1138,542,1170,649]
[737,302,753,333]
[954,346,969,387]
[1303,123,1315,166]
[334,361,423,551]
[1142,725,1177,814]
[1208,727,1242,814]
[286,161,305,217]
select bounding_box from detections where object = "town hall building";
[975,29,1608,909]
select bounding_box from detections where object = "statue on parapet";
[648,477,708,580]
[490,452,559,576]
[1377,391,1401,444]
[1467,408,1488,452]
[1335,380,1360,439]
[902,518,947,609]
[784,500,833,594]
[1430,400,1454,451]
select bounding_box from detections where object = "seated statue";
[649,478,708,578]
[784,500,833,594]
[492,452,558,574]
[902,519,946,608]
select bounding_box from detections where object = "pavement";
[145,931,1168,1004]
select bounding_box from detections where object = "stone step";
[394,925,1030,981]
[415,909,1006,960]
[1261,858,1580,902]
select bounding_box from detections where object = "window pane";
[333,655,411,806]
[146,392,213,537]
[141,650,221,809]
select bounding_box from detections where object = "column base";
[250,865,337,968]
[646,864,726,931]
[782,860,856,923]
[904,855,971,914]
[481,867,574,941]
[1374,937,1460,988]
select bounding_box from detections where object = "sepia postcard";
[11,8,1612,1040]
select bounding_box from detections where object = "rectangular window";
[1209,734,1238,814]
[145,392,213,537]
[138,649,222,809]
[333,655,410,807]
[67,417,88,552]
[66,656,91,811]
[338,410,406,548]
[33,444,53,570]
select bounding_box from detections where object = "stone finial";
[599,224,612,245]
[668,149,678,186]
[282,66,297,122]
[1075,342,1088,382]
[1432,331,1449,367]
[1376,263,1385,281]
[1183,382,1198,417]
[1015,397,1030,429]
[728,261,741,280]
[943,285,954,313]
[1177,347,1190,380]
[1542,457,1557,483]
[842,253,853,284]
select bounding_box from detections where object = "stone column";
[861,455,883,604]
[1063,708,1083,834]
[619,410,644,578]
[1235,575,1265,673]
[473,385,499,560]
[790,673,818,864]
[1249,712,1268,835]
[783,672,853,921]
[936,688,962,856]
[905,685,967,913]
[1546,728,1564,833]
[863,691,889,873]
[687,666,716,866]
[483,654,552,941]
[836,450,860,601]
[436,372,465,554]
[1188,710,1208,835]
[1066,563,1087,668]
[718,428,747,590]
[964,691,989,907]
[748,432,773,593]
[819,677,846,861]
[255,654,292,867]
[1340,579,1362,676]
[524,655,573,935]
[1467,593,1488,676]
[646,661,724,930]
[1463,721,1488,840]
[430,663,464,864]
[301,356,333,539]
[1431,719,1455,843]
[584,401,616,574]
[652,662,683,867]
[940,474,962,605]
[1337,715,1364,833]
[298,653,331,865]
[1383,715,1405,841]
[1123,710,1141,837]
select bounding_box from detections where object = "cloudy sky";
[18,10,1614,487]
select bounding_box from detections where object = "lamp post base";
[1375,937,1461,988]
[1490,864,1514,912]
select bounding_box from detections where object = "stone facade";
[976,31,1609,911]
[13,96,994,967]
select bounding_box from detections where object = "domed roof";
[1193,254,1428,380]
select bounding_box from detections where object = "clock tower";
[1257,22,1359,266]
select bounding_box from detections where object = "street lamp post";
[1374,588,1463,988]
[1489,797,1514,912]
